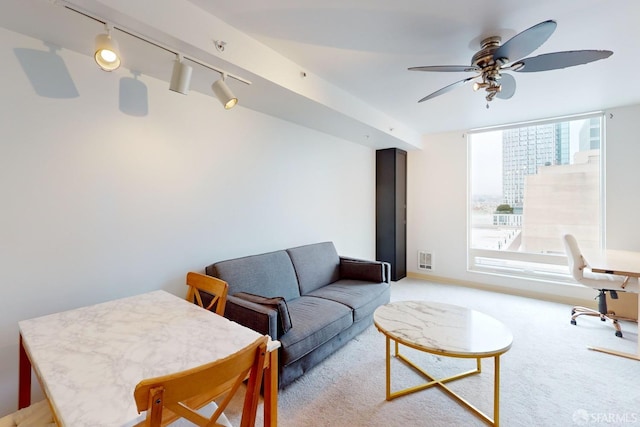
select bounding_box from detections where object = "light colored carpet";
[224,278,640,426]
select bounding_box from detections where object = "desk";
[374,301,513,427]
[18,290,280,426]
[583,248,640,361]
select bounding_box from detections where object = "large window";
[468,113,604,282]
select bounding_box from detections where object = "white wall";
[604,104,640,250]
[407,104,640,300]
[0,27,376,415]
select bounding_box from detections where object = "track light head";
[169,56,193,95]
[94,25,120,71]
[211,76,237,109]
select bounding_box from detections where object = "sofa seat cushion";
[279,296,353,366]
[307,280,390,322]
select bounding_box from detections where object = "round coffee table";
[374,300,513,427]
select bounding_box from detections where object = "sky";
[470,119,590,197]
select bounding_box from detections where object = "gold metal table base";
[385,338,502,427]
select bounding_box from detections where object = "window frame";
[467,111,606,283]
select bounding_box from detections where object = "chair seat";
[582,269,640,292]
[0,400,54,427]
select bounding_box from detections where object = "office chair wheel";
[615,331,623,338]
[571,319,577,325]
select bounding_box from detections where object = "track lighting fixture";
[94,23,121,71]
[60,2,251,107]
[169,54,193,95]
[211,74,238,110]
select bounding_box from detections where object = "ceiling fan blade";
[418,76,477,103]
[409,65,480,73]
[510,50,613,73]
[493,20,557,62]
[496,73,516,99]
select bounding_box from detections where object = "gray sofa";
[204,241,391,388]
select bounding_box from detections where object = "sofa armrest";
[225,295,279,339]
[339,257,391,283]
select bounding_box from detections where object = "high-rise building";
[579,117,602,151]
[502,123,570,208]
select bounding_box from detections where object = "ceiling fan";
[409,20,612,107]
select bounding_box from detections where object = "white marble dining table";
[18,290,280,426]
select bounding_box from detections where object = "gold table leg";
[384,338,502,427]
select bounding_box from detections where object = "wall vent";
[418,250,433,271]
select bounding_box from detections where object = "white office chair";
[563,234,639,337]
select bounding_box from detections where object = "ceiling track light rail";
[57,1,251,107]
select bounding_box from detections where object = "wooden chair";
[133,336,268,427]
[185,272,229,316]
[0,400,54,427]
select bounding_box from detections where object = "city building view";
[470,116,602,255]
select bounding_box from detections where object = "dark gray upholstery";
[340,259,385,282]
[233,293,293,338]
[307,280,391,322]
[205,250,300,301]
[278,296,353,365]
[205,242,390,388]
[279,314,373,387]
[287,242,341,294]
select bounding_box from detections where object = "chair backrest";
[133,335,268,427]
[186,272,229,316]
[563,234,586,281]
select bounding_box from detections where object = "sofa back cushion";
[206,250,301,301]
[287,242,340,295]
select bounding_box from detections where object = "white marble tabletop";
[374,301,513,357]
[19,290,277,427]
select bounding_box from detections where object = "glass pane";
[469,116,602,257]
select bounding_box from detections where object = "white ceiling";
[3,0,640,149]
[189,0,640,133]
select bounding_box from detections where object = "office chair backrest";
[563,234,586,281]
[133,335,268,427]
[186,272,229,316]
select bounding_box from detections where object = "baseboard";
[405,271,596,308]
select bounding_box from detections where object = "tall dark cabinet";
[376,148,407,281]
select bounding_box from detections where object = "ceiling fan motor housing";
[472,36,505,99]
[472,36,503,68]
